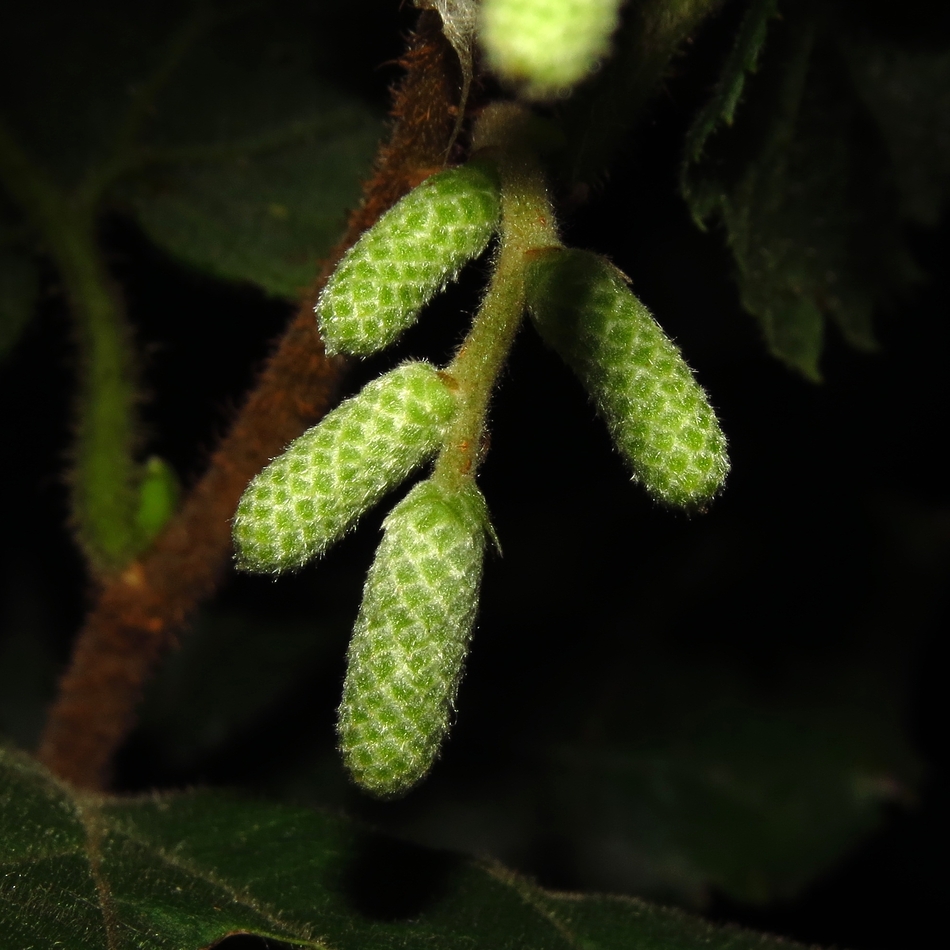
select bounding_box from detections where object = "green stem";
[433,104,561,493]
[59,215,141,572]
[0,118,141,574]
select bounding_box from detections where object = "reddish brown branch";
[37,12,462,790]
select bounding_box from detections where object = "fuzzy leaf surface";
[0,746,805,950]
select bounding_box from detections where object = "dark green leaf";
[0,746,804,950]
[115,7,381,299]
[556,0,729,184]
[0,2,381,300]
[120,120,379,300]
[0,568,62,749]
[847,42,950,226]
[0,1,184,189]
[277,641,919,910]
[682,6,918,379]
[0,248,39,361]
[537,679,918,906]
[683,0,779,173]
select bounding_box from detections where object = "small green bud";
[233,362,457,572]
[317,162,501,356]
[337,479,489,798]
[527,248,729,507]
[134,456,180,546]
[479,0,623,99]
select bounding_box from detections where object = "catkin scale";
[232,362,456,572]
[316,162,501,356]
[527,248,729,507]
[479,0,623,99]
[337,480,488,798]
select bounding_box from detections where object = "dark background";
[1,2,946,948]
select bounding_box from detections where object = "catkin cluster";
[234,160,505,798]
[233,137,729,800]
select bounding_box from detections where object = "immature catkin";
[527,248,729,507]
[317,162,501,356]
[232,362,457,572]
[337,479,488,798]
[479,0,623,99]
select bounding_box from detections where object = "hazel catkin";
[337,479,488,798]
[317,162,501,356]
[479,0,623,100]
[527,248,729,507]
[232,362,457,572]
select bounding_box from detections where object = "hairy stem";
[435,105,560,490]
[37,13,462,790]
[59,213,141,573]
[0,119,141,574]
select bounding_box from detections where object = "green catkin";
[232,362,457,573]
[527,248,729,507]
[337,479,488,798]
[478,0,624,100]
[316,162,502,356]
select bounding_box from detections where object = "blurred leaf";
[540,675,918,906]
[135,607,349,771]
[115,6,381,299]
[0,745,804,950]
[0,1,381,300]
[0,247,39,361]
[120,121,379,300]
[373,639,919,910]
[556,0,728,184]
[0,1,185,189]
[848,42,950,226]
[683,0,779,174]
[682,5,918,379]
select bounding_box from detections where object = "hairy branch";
[37,12,462,790]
